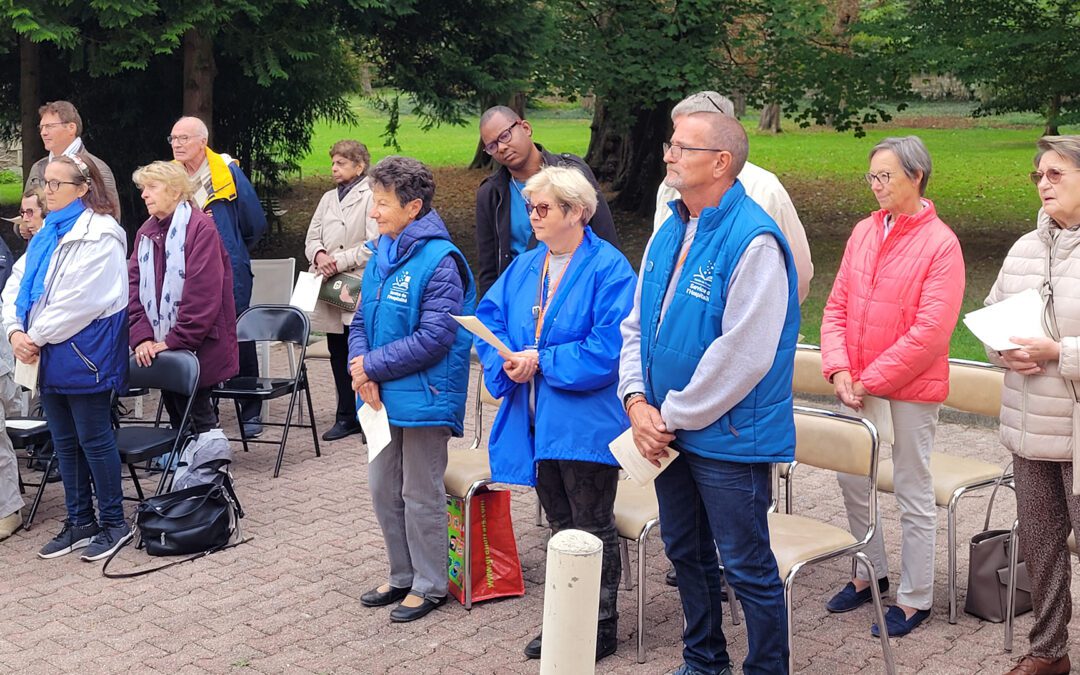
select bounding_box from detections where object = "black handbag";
[103,477,245,578]
[964,464,1032,622]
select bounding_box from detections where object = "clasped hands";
[498,349,539,384]
[627,398,676,468]
[10,331,40,365]
[999,336,1060,376]
[314,251,338,278]
[350,354,381,410]
[832,371,869,411]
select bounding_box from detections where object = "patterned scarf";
[138,201,191,341]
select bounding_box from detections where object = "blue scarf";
[17,198,86,327]
[375,232,406,278]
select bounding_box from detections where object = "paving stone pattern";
[0,353,1074,674]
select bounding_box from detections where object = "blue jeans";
[40,391,125,527]
[655,452,788,675]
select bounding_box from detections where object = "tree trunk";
[732,92,747,118]
[20,36,42,181]
[468,91,526,170]
[359,62,374,96]
[610,103,674,217]
[1045,93,1061,136]
[183,28,216,143]
[759,103,782,133]
[585,97,623,184]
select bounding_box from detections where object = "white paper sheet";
[963,288,1047,352]
[608,427,679,486]
[845,395,894,446]
[14,359,38,396]
[290,271,322,313]
[451,315,512,354]
[358,402,392,463]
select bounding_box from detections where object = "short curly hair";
[329,140,371,175]
[369,156,435,217]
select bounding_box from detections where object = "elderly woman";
[985,136,1080,675]
[1,154,129,561]
[474,165,635,661]
[13,187,47,241]
[304,140,379,441]
[820,135,965,637]
[128,161,238,436]
[348,156,475,623]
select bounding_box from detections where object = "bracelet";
[626,396,648,414]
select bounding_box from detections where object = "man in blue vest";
[618,111,799,675]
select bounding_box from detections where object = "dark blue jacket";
[206,162,267,313]
[348,210,476,435]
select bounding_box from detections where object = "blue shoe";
[826,578,889,613]
[669,665,729,675]
[871,605,930,638]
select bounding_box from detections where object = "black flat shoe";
[524,634,542,659]
[389,594,446,623]
[322,420,364,442]
[360,585,411,607]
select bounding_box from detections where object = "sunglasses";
[1030,167,1080,185]
[525,201,568,219]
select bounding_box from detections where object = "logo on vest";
[685,260,714,302]
[387,271,412,304]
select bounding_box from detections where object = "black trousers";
[535,459,620,631]
[326,327,358,424]
[162,388,218,435]
[237,341,260,422]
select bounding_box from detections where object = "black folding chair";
[116,350,200,499]
[10,417,53,530]
[211,305,320,477]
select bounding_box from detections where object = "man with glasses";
[170,116,268,437]
[654,92,813,304]
[475,106,620,296]
[25,100,120,221]
[619,110,796,675]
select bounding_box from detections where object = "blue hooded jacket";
[204,160,267,313]
[348,210,476,435]
[474,227,636,486]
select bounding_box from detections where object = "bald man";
[619,112,796,674]
[170,116,268,435]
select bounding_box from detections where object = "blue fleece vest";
[359,238,476,434]
[639,181,799,463]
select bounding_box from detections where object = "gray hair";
[369,156,435,217]
[175,116,210,139]
[522,166,598,223]
[869,136,932,195]
[671,91,736,120]
[1035,136,1080,169]
[480,105,520,128]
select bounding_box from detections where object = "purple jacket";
[128,206,239,389]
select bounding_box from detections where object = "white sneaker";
[0,510,20,540]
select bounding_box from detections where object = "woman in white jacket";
[304,140,379,441]
[2,154,129,563]
[985,135,1080,675]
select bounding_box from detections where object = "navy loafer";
[826,577,889,613]
[871,605,930,637]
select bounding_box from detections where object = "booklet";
[357,402,392,463]
[608,427,679,486]
[290,271,322,313]
[451,315,512,354]
[14,359,38,396]
[962,288,1047,352]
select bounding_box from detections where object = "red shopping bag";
[447,488,525,605]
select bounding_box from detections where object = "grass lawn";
[0,183,21,206]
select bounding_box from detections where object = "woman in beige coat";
[985,135,1080,675]
[305,140,380,441]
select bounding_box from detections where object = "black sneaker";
[322,420,363,442]
[80,522,133,562]
[38,521,101,559]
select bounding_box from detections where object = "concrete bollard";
[540,529,603,674]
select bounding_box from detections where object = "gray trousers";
[838,399,939,610]
[369,424,450,599]
[0,375,26,519]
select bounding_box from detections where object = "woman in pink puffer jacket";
[820,136,966,638]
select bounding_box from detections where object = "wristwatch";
[623,391,646,412]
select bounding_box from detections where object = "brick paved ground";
[0,350,1074,674]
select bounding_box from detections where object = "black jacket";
[474,145,620,297]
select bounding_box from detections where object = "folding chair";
[9,417,53,530]
[770,406,896,675]
[250,258,297,420]
[614,480,661,663]
[212,305,320,477]
[785,343,838,512]
[116,350,200,499]
[444,364,497,610]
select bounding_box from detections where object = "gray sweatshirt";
[618,225,789,433]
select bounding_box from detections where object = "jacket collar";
[204,148,238,204]
[1037,207,1080,252]
[669,179,748,231]
[491,143,555,187]
[339,176,371,209]
[60,209,125,247]
[870,199,938,237]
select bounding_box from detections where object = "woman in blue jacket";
[474,165,636,662]
[348,156,475,624]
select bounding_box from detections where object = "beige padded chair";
[785,344,837,512]
[444,365,499,610]
[876,357,1009,624]
[614,480,661,663]
[770,406,896,675]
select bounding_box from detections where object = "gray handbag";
[964,464,1032,622]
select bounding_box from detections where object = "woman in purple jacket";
[128,161,239,433]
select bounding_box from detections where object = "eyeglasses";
[525,201,567,219]
[18,209,37,217]
[167,134,196,145]
[38,122,68,132]
[865,171,893,186]
[1030,168,1080,185]
[482,120,522,155]
[662,142,724,161]
[42,179,82,192]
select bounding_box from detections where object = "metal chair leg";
[23,451,55,531]
[857,551,897,675]
[535,493,544,527]
[637,532,649,664]
[1005,518,1020,653]
[233,399,250,453]
[620,538,632,591]
[784,566,797,675]
[303,371,320,458]
[948,492,961,624]
[127,464,145,501]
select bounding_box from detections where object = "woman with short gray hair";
[984,135,1080,675]
[348,156,475,623]
[820,135,966,637]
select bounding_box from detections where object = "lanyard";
[533,238,584,345]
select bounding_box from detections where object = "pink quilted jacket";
[821,200,966,403]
